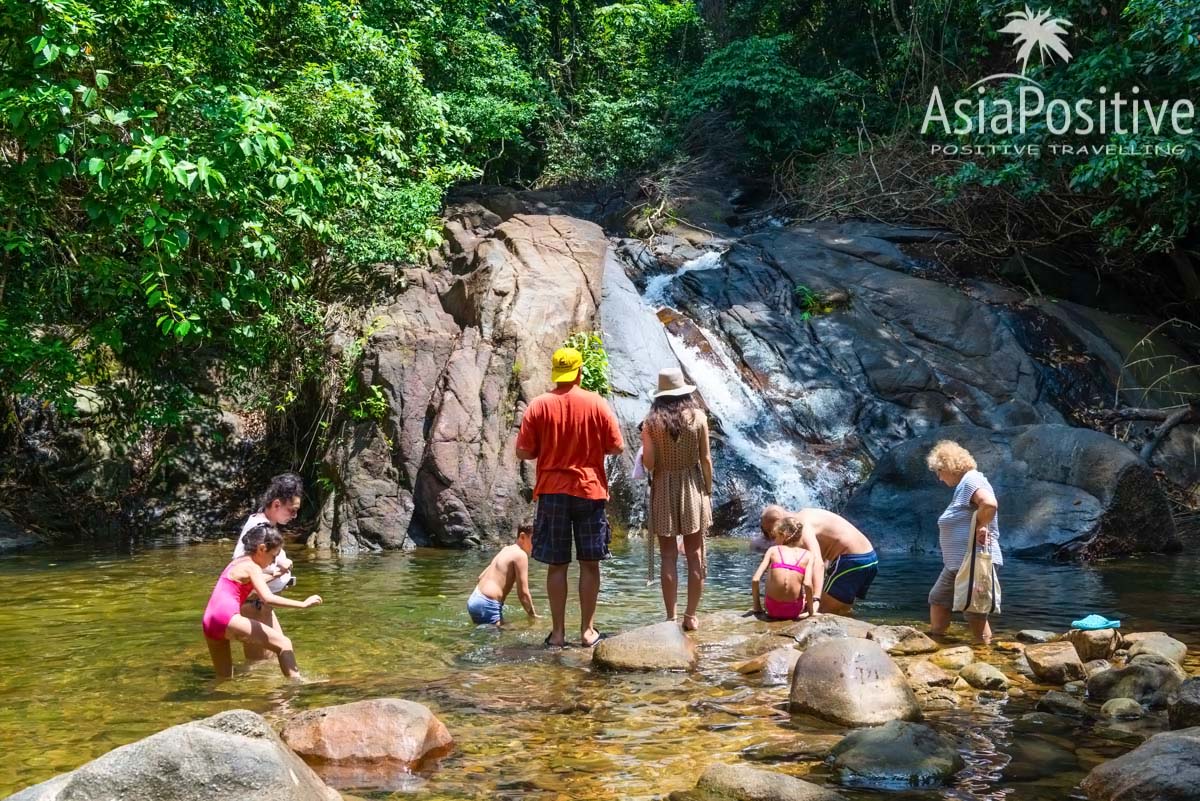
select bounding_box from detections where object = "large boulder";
[1125,633,1188,665]
[4,710,339,801]
[1025,642,1087,684]
[789,638,922,726]
[1087,659,1186,708]
[1080,727,1200,801]
[279,698,452,788]
[782,615,874,650]
[1065,629,1122,662]
[593,621,698,671]
[868,625,938,655]
[316,213,609,550]
[844,424,1178,560]
[674,763,846,801]
[1168,678,1200,729]
[828,721,964,788]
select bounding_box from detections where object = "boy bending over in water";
[751,517,816,620]
[468,524,538,625]
[201,523,322,679]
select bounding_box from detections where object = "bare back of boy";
[477,545,526,602]
[791,508,873,560]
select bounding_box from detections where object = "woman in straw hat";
[640,367,713,631]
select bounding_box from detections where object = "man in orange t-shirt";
[515,347,624,648]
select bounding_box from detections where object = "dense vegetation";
[2,0,1197,447]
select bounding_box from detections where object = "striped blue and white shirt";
[937,469,1002,570]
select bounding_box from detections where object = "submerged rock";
[1101,698,1145,720]
[593,621,698,671]
[1025,642,1086,684]
[789,638,921,726]
[279,698,452,788]
[1087,659,1186,708]
[1124,633,1188,665]
[1081,727,1200,801]
[678,763,847,801]
[1037,690,1091,718]
[1066,628,1121,662]
[4,710,339,801]
[1168,678,1200,730]
[828,720,964,788]
[868,625,938,655]
[1002,735,1080,782]
[959,662,1009,690]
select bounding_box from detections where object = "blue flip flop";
[1071,614,1120,630]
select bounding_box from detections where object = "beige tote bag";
[952,510,1001,614]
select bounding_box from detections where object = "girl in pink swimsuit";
[201,523,323,679]
[751,517,815,621]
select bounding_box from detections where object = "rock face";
[682,763,847,801]
[315,213,610,550]
[789,638,922,726]
[1169,678,1200,730]
[845,424,1178,560]
[1125,633,1188,665]
[1066,629,1122,662]
[593,621,698,671]
[1080,727,1200,801]
[828,721,964,789]
[868,625,938,655]
[4,710,339,801]
[959,662,1009,691]
[1026,642,1087,684]
[1087,660,1186,708]
[279,698,453,786]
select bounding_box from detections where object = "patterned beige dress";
[647,410,713,538]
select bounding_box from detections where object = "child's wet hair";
[771,516,805,546]
[243,522,284,553]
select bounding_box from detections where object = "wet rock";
[1013,653,1036,678]
[1002,735,1079,782]
[741,734,845,763]
[1087,659,1186,708]
[1025,642,1087,684]
[1065,681,1087,694]
[1066,629,1122,662]
[682,763,847,801]
[959,662,1009,690]
[734,646,801,685]
[1037,690,1091,718]
[1018,630,1059,643]
[4,710,339,801]
[828,720,963,789]
[593,621,698,671]
[1124,633,1188,665]
[994,641,1024,653]
[1168,678,1200,730]
[1080,727,1200,801]
[782,615,873,650]
[789,638,922,726]
[1101,698,1144,720]
[279,699,452,786]
[921,688,960,711]
[931,646,975,671]
[868,625,938,655]
[1085,659,1113,677]
[735,633,797,659]
[905,660,954,688]
[1014,712,1078,736]
[952,677,971,691]
[1007,687,1026,699]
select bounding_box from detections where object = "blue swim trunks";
[467,588,503,625]
[824,550,879,605]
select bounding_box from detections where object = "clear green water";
[1,537,1196,800]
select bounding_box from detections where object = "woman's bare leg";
[682,531,705,630]
[967,614,992,645]
[929,604,952,636]
[658,535,679,621]
[206,637,234,680]
[225,614,300,678]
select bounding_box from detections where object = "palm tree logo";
[999,6,1072,75]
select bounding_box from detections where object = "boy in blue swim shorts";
[760,505,879,615]
[468,525,539,625]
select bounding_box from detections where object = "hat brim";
[653,384,696,398]
[552,366,581,383]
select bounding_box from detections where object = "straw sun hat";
[653,367,696,398]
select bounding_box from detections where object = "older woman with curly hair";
[926,440,1002,644]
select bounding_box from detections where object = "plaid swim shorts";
[532,493,611,565]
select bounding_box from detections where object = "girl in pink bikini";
[202,523,322,679]
[751,517,815,621]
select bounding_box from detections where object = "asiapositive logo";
[922,5,1194,157]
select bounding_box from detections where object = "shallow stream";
[1,537,1197,800]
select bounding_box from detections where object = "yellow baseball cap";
[551,347,583,383]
